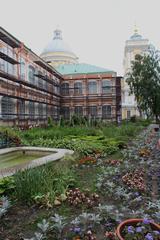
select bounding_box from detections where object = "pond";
[0,150,52,169]
[0,147,74,178]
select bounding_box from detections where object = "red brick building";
[0,27,121,127]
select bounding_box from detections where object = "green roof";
[56,63,115,75]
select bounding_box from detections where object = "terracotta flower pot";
[154,127,159,132]
[116,218,160,240]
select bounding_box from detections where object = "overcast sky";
[1,0,160,75]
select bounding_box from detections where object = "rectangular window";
[61,83,69,95]
[102,80,112,94]
[74,82,82,95]
[43,104,47,118]
[61,107,70,119]
[20,58,25,80]
[18,99,25,119]
[88,81,97,94]
[88,106,97,117]
[75,106,83,116]
[38,103,43,118]
[102,105,112,119]
[127,110,131,119]
[38,78,43,89]
[29,102,35,119]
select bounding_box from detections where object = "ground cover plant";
[1,120,160,239]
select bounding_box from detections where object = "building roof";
[0,27,63,79]
[129,27,145,41]
[130,33,143,40]
[42,29,77,57]
[56,63,115,75]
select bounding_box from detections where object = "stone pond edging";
[0,147,74,178]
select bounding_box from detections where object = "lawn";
[0,120,160,240]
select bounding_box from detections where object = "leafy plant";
[0,177,15,195]
[0,196,11,218]
[50,214,66,239]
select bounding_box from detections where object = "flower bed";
[1,123,160,240]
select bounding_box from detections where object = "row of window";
[1,97,59,120]
[21,65,60,94]
[0,97,112,120]
[0,54,59,93]
[61,80,113,95]
[61,106,112,119]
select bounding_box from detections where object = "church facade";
[0,27,122,128]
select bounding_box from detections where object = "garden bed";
[0,121,160,239]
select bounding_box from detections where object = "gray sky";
[1,0,160,75]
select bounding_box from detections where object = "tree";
[126,47,160,123]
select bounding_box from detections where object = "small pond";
[0,147,74,178]
[0,150,52,169]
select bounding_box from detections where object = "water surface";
[0,150,51,169]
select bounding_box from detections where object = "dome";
[130,27,143,41]
[40,29,78,67]
[42,29,75,55]
[130,33,143,40]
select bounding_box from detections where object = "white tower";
[122,27,149,119]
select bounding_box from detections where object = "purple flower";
[136,226,142,232]
[135,192,139,196]
[153,230,160,235]
[73,227,81,233]
[145,233,153,240]
[143,218,150,224]
[127,226,134,234]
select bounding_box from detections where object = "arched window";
[29,101,35,119]
[61,82,69,95]
[20,58,25,80]
[102,80,112,94]
[18,99,25,119]
[88,81,97,94]
[74,82,82,95]
[102,105,112,119]
[1,97,15,119]
[28,66,35,85]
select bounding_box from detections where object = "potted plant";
[154,126,159,132]
[116,218,160,240]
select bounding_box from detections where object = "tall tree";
[126,47,160,122]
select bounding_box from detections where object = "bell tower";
[122,26,149,119]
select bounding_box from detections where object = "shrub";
[0,127,21,147]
